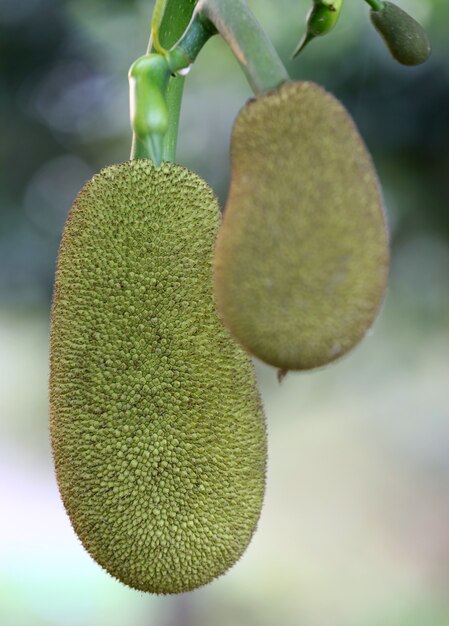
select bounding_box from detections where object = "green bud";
[293,0,343,58]
[370,2,431,66]
[128,54,171,164]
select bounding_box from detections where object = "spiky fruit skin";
[370,2,431,66]
[50,160,266,594]
[214,81,389,371]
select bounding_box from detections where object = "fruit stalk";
[166,0,290,95]
[131,0,197,162]
[131,0,289,161]
[198,0,289,95]
[364,0,385,11]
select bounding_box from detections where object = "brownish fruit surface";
[214,81,389,371]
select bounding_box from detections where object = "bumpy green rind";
[50,160,266,594]
[370,2,431,66]
[214,81,389,371]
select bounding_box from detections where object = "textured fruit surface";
[214,81,389,371]
[370,2,431,66]
[50,160,266,594]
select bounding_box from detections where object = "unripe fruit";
[50,160,266,594]
[293,0,343,57]
[370,2,431,66]
[214,81,389,372]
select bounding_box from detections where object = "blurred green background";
[1,1,449,624]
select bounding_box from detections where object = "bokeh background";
[1,0,449,624]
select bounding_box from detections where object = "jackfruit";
[50,160,266,594]
[214,81,389,371]
[370,2,431,66]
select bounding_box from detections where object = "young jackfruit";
[370,2,431,66]
[214,81,389,371]
[50,160,266,594]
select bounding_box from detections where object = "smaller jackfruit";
[214,81,389,372]
[50,160,266,594]
[370,2,431,66]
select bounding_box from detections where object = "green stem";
[156,0,198,162]
[166,12,216,71]
[166,0,289,94]
[161,79,183,162]
[130,0,289,161]
[198,0,289,95]
[364,0,385,11]
[131,0,198,162]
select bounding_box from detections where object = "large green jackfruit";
[214,81,389,371]
[50,160,266,594]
